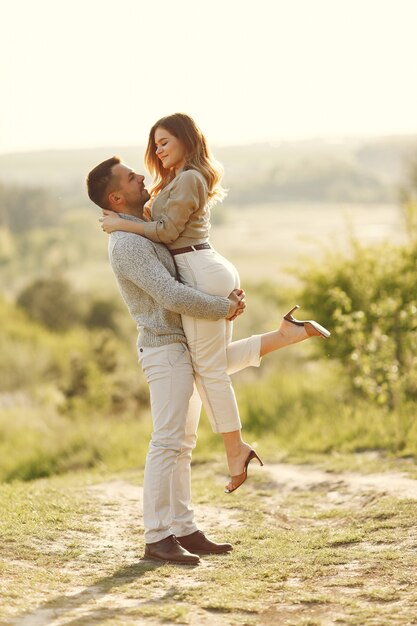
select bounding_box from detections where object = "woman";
[101,113,330,493]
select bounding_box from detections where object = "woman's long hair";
[145,113,226,205]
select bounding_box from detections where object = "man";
[86,156,248,565]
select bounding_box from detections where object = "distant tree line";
[223,156,393,205]
[0,183,61,233]
[3,136,416,215]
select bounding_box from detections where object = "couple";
[86,113,330,565]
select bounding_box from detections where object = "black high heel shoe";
[224,449,264,494]
[283,305,331,338]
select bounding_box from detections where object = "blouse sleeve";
[142,171,207,244]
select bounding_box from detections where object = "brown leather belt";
[170,243,211,256]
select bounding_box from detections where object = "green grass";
[0,405,153,482]
[2,357,417,485]
[0,460,416,625]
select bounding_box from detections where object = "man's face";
[111,164,150,208]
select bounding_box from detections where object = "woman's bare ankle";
[227,440,250,458]
[226,442,252,475]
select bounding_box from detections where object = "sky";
[1,0,417,154]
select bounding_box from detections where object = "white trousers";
[175,247,243,433]
[140,333,261,543]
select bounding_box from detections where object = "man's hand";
[226,288,246,321]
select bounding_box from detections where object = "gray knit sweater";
[108,214,230,347]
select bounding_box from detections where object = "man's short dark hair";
[86,156,121,209]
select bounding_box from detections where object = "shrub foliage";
[297,164,417,408]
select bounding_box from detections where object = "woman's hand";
[99,210,122,234]
[143,200,153,221]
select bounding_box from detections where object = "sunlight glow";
[2,0,417,153]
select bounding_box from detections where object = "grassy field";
[210,202,406,285]
[1,456,416,626]
[3,340,417,486]
[40,201,405,295]
[1,197,416,625]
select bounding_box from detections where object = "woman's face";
[154,126,186,172]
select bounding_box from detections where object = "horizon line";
[2,131,417,158]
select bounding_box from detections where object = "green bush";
[59,331,149,416]
[85,298,122,332]
[296,238,417,409]
[0,297,148,415]
[294,158,417,410]
[17,277,84,331]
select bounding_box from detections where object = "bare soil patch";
[4,462,417,626]
[265,463,417,500]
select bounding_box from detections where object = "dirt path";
[7,481,145,626]
[5,463,417,626]
[266,463,417,500]
[7,480,239,626]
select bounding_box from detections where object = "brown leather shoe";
[176,530,233,555]
[144,534,200,565]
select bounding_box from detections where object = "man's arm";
[111,236,232,320]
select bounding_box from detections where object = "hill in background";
[0,135,416,207]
